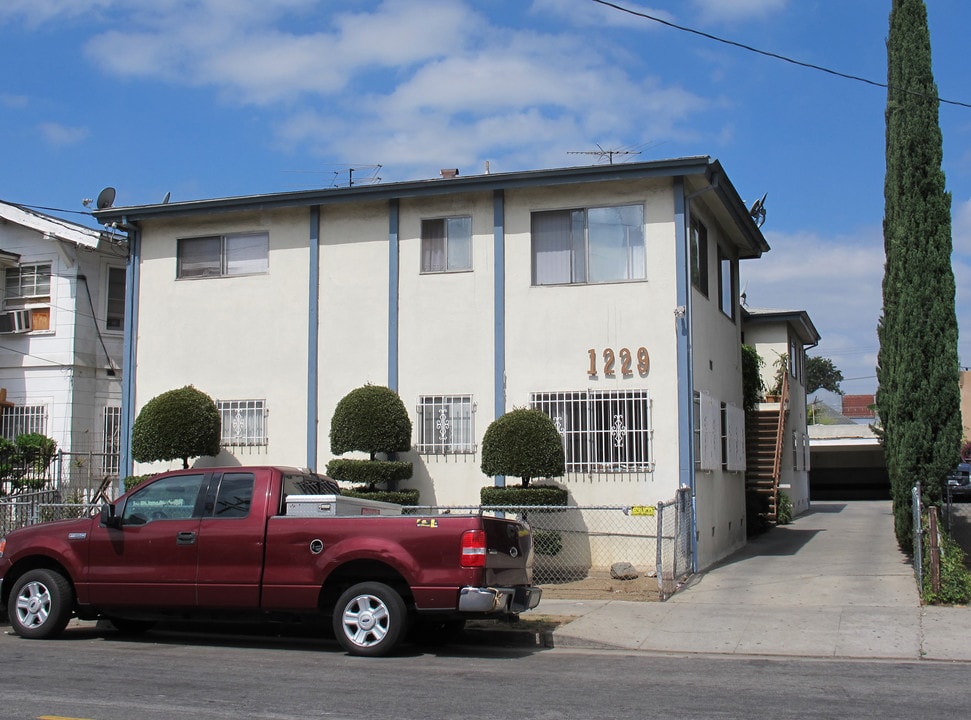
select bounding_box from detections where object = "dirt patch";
[538,570,661,602]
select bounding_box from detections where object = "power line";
[591,0,971,110]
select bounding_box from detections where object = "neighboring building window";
[177,233,269,279]
[4,263,51,331]
[718,246,735,320]
[1,404,47,440]
[103,406,121,477]
[217,399,267,446]
[531,389,651,472]
[105,266,126,331]
[421,217,472,272]
[416,395,475,454]
[531,204,645,285]
[690,219,709,297]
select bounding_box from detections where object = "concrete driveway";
[537,500,971,660]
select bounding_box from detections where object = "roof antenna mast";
[567,144,640,165]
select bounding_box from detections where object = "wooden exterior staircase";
[745,373,789,522]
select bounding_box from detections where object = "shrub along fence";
[410,487,692,600]
[912,482,971,604]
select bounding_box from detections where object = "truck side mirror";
[100,503,123,530]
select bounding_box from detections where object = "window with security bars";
[416,395,475,454]
[531,389,651,473]
[217,400,267,446]
[1,404,47,440]
[103,406,121,476]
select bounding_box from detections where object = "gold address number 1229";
[588,347,650,377]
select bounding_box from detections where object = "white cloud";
[38,122,89,147]
[690,0,787,24]
[742,225,884,392]
[0,0,116,27]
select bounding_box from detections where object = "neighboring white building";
[96,158,773,570]
[0,201,126,495]
[741,308,821,518]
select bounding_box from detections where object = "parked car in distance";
[946,462,971,501]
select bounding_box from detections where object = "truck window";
[279,473,340,514]
[212,472,255,518]
[122,474,207,525]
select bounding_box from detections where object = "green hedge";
[325,458,413,488]
[922,530,971,605]
[480,484,569,507]
[340,486,420,506]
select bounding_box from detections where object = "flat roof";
[93,156,770,258]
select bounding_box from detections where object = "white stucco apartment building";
[96,158,772,570]
[0,201,126,492]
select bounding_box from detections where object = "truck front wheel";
[333,581,407,657]
[7,569,74,639]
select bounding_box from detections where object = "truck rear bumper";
[458,585,542,615]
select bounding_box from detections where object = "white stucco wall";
[129,172,766,570]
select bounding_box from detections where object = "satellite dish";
[162,191,171,204]
[96,187,116,210]
[748,192,767,227]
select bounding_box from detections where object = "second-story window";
[421,217,472,272]
[3,263,51,331]
[531,204,645,286]
[105,266,126,331]
[177,233,269,279]
[690,219,709,297]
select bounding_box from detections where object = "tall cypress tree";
[877,0,961,550]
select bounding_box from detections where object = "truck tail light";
[461,529,487,568]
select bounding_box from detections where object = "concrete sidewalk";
[526,501,971,661]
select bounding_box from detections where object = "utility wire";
[591,0,971,110]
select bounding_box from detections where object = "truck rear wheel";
[333,581,407,657]
[7,569,74,639]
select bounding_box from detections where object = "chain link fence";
[410,487,693,600]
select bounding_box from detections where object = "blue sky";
[1,0,969,404]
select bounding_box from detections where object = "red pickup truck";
[0,466,541,656]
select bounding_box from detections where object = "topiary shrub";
[131,385,220,469]
[123,474,156,493]
[533,529,563,556]
[340,486,420,506]
[328,384,414,495]
[480,408,565,487]
[480,485,569,507]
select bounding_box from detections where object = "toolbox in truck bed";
[284,494,403,517]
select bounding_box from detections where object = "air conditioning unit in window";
[0,309,32,334]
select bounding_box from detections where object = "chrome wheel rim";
[15,580,52,628]
[340,593,390,648]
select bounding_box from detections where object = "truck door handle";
[176,531,197,545]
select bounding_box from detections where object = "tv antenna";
[568,144,641,165]
[280,164,383,189]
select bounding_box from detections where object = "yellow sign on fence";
[629,505,656,517]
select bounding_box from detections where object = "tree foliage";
[741,344,765,411]
[131,385,221,469]
[480,408,565,487]
[326,384,413,493]
[877,0,962,550]
[806,356,844,395]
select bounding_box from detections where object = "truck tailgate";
[481,515,534,586]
